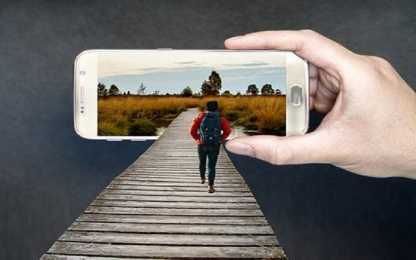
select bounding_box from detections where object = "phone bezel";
[74,49,309,140]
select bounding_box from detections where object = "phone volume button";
[80,86,85,104]
[157,48,173,51]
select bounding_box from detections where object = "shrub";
[98,122,125,136]
[128,119,157,136]
[222,110,243,121]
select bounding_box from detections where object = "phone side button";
[157,48,173,51]
[107,139,122,141]
[290,85,303,106]
[80,86,85,104]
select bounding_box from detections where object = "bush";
[98,122,125,136]
[181,86,193,97]
[128,119,157,136]
[259,121,285,135]
[177,106,187,113]
[222,110,243,121]
[234,117,258,130]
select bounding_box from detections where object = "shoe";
[200,178,206,184]
[207,185,215,193]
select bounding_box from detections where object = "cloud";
[174,61,197,64]
[240,62,271,67]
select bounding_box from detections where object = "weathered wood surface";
[41,109,287,259]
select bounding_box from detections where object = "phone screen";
[96,51,287,137]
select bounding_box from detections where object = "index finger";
[224,30,356,76]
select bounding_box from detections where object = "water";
[228,124,259,138]
[156,127,167,136]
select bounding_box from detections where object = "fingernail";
[227,35,244,41]
[226,141,254,157]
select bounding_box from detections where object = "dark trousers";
[198,144,221,186]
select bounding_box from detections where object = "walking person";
[189,101,231,193]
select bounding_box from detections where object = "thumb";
[225,132,336,165]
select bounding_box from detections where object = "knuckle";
[271,141,294,165]
[369,56,392,68]
[300,29,319,36]
[299,30,326,42]
[361,55,396,78]
[364,55,392,70]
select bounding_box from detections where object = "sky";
[97,51,287,95]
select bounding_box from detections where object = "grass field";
[98,95,286,136]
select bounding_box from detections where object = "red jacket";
[189,112,231,145]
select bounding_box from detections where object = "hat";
[206,100,218,112]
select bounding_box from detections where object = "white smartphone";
[74,50,309,141]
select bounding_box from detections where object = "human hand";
[224,30,416,179]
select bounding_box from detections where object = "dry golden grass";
[215,96,286,134]
[98,95,286,136]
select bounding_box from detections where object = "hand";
[224,30,416,179]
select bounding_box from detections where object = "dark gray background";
[1,0,416,259]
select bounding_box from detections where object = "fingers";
[225,30,356,74]
[225,132,335,165]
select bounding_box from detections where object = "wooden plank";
[126,168,238,172]
[104,186,251,194]
[120,173,243,180]
[84,206,264,217]
[98,193,256,201]
[114,177,245,184]
[124,171,240,176]
[41,254,155,260]
[135,161,235,165]
[105,185,251,192]
[130,165,237,169]
[91,200,260,209]
[123,170,240,175]
[116,176,245,183]
[59,231,279,246]
[76,214,269,225]
[47,242,286,259]
[110,180,246,187]
[101,188,253,197]
[69,222,273,235]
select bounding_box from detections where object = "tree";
[236,91,242,96]
[246,84,259,95]
[201,80,211,95]
[201,70,222,95]
[209,70,222,93]
[137,83,147,95]
[153,90,160,95]
[222,90,232,95]
[261,84,274,95]
[109,84,120,95]
[98,83,108,96]
[181,86,193,97]
[275,88,282,95]
[127,91,131,95]
[123,92,126,95]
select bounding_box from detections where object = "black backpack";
[200,112,221,144]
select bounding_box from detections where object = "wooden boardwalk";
[41,109,287,259]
